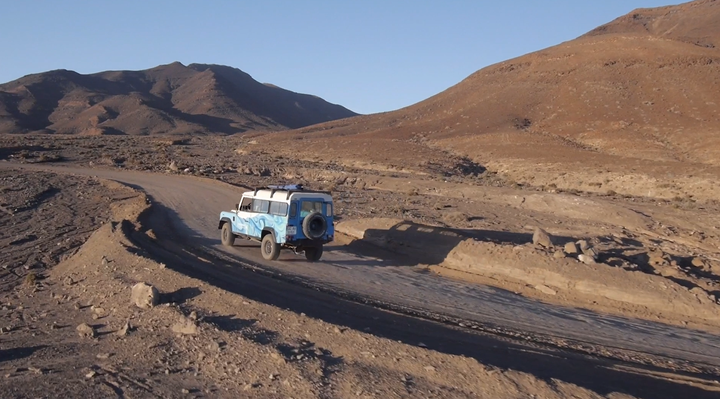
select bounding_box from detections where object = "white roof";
[242,189,332,202]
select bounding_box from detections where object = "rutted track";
[7,165,720,378]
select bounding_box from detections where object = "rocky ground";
[0,167,643,399]
[2,134,720,397]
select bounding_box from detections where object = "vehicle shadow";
[330,219,575,267]
[124,193,720,399]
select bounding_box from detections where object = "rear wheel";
[221,223,235,246]
[304,246,323,262]
[261,233,280,260]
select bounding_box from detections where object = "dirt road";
[8,163,720,370]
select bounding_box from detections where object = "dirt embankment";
[337,212,720,333]
[1,173,630,398]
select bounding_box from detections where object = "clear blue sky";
[0,0,681,114]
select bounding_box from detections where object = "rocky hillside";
[261,0,720,169]
[0,62,357,135]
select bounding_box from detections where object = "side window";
[269,201,289,216]
[252,199,269,213]
[326,203,333,217]
[289,202,297,218]
[239,197,253,211]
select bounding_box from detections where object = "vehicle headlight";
[287,226,297,235]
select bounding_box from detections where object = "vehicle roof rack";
[253,185,332,200]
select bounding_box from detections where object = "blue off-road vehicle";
[218,185,334,261]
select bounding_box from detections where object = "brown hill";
[255,0,720,194]
[0,62,357,135]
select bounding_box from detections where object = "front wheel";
[221,223,235,246]
[304,246,323,262]
[261,233,280,261]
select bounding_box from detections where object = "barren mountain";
[255,0,720,194]
[0,62,357,135]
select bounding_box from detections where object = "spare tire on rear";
[302,211,327,240]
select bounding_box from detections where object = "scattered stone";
[76,323,96,338]
[169,161,179,172]
[116,321,131,337]
[576,240,590,251]
[131,282,160,309]
[648,251,670,266]
[582,247,599,260]
[181,388,190,394]
[578,254,596,265]
[532,227,553,248]
[63,276,76,286]
[691,257,706,268]
[534,284,557,296]
[171,316,198,335]
[424,365,436,372]
[553,250,566,259]
[96,353,112,360]
[85,370,97,379]
[564,242,579,254]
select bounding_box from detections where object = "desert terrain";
[3,0,720,398]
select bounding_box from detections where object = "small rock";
[171,317,198,335]
[131,282,160,309]
[553,250,566,259]
[582,247,599,260]
[578,254,596,265]
[648,250,669,266]
[691,257,706,268]
[333,327,342,334]
[418,342,427,348]
[76,323,95,338]
[169,161,179,172]
[96,353,112,360]
[424,365,436,372]
[563,242,579,254]
[85,370,97,379]
[576,240,590,251]
[116,321,131,337]
[63,276,75,286]
[189,311,198,321]
[533,227,553,248]
[534,284,557,296]
[181,388,190,394]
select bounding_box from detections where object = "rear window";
[300,201,323,217]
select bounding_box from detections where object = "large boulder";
[131,282,160,309]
